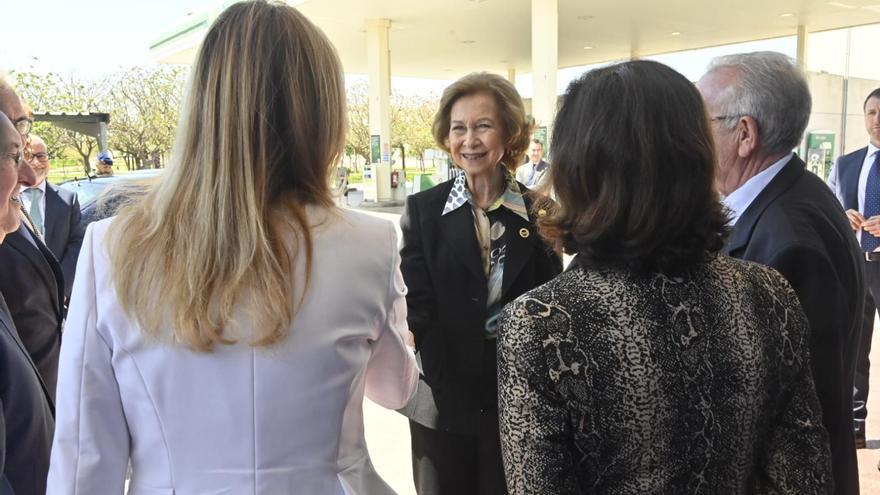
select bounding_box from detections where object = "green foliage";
[12,66,187,175]
[345,83,440,172]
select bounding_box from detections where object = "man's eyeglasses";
[1,150,24,169]
[13,117,32,137]
[30,152,49,162]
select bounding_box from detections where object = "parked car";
[58,169,162,225]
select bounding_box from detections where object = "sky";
[0,0,208,76]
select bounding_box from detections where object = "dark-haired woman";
[497,60,832,494]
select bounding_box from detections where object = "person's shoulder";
[47,182,76,202]
[754,166,848,242]
[405,178,456,214]
[334,207,395,232]
[312,207,397,254]
[412,178,454,201]
[840,145,869,163]
[713,255,790,290]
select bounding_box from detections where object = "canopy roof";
[150,0,880,76]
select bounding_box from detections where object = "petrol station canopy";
[151,0,880,78]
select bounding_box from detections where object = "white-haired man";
[698,52,864,494]
[0,96,54,495]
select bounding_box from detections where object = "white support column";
[531,0,558,142]
[507,67,516,84]
[366,18,392,202]
[796,24,809,67]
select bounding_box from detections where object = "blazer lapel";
[44,185,64,253]
[840,147,867,212]
[438,205,486,283]
[501,208,538,298]
[6,227,63,318]
[724,155,805,256]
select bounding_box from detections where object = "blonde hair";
[108,0,346,351]
[432,72,532,172]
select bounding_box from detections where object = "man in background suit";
[21,134,84,299]
[828,87,880,451]
[0,77,65,403]
[514,139,549,189]
[699,52,864,494]
[0,104,54,495]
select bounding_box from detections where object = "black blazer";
[398,178,562,435]
[0,225,65,404]
[724,155,863,495]
[0,293,54,495]
[44,183,84,299]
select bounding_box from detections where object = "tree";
[347,83,438,171]
[14,71,109,175]
[108,66,187,170]
[345,82,371,169]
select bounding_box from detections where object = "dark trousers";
[409,340,508,495]
[855,261,880,425]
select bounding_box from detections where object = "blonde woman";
[46,2,418,494]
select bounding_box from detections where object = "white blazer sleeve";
[47,222,129,494]
[363,222,419,410]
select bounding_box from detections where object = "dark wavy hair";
[538,60,729,274]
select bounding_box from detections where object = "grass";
[46,158,159,185]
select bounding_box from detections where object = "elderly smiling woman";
[398,72,562,495]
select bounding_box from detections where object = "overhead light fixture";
[780,13,794,17]
[583,46,594,50]
[576,15,593,20]
[460,40,476,44]
[671,32,681,36]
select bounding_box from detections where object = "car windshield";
[58,170,162,207]
[58,180,109,206]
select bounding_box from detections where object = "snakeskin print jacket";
[498,255,833,494]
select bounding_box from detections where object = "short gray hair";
[706,51,811,156]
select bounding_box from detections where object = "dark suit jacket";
[399,178,562,435]
[835,146,869,212]
[44,183,84,299]
[0,293,54,495]
[0,225,65,404]
[724,155,863,495]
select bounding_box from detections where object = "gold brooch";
[519,228,530,238]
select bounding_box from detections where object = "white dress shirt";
[47,207,419,495]
[722,153,792,226]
